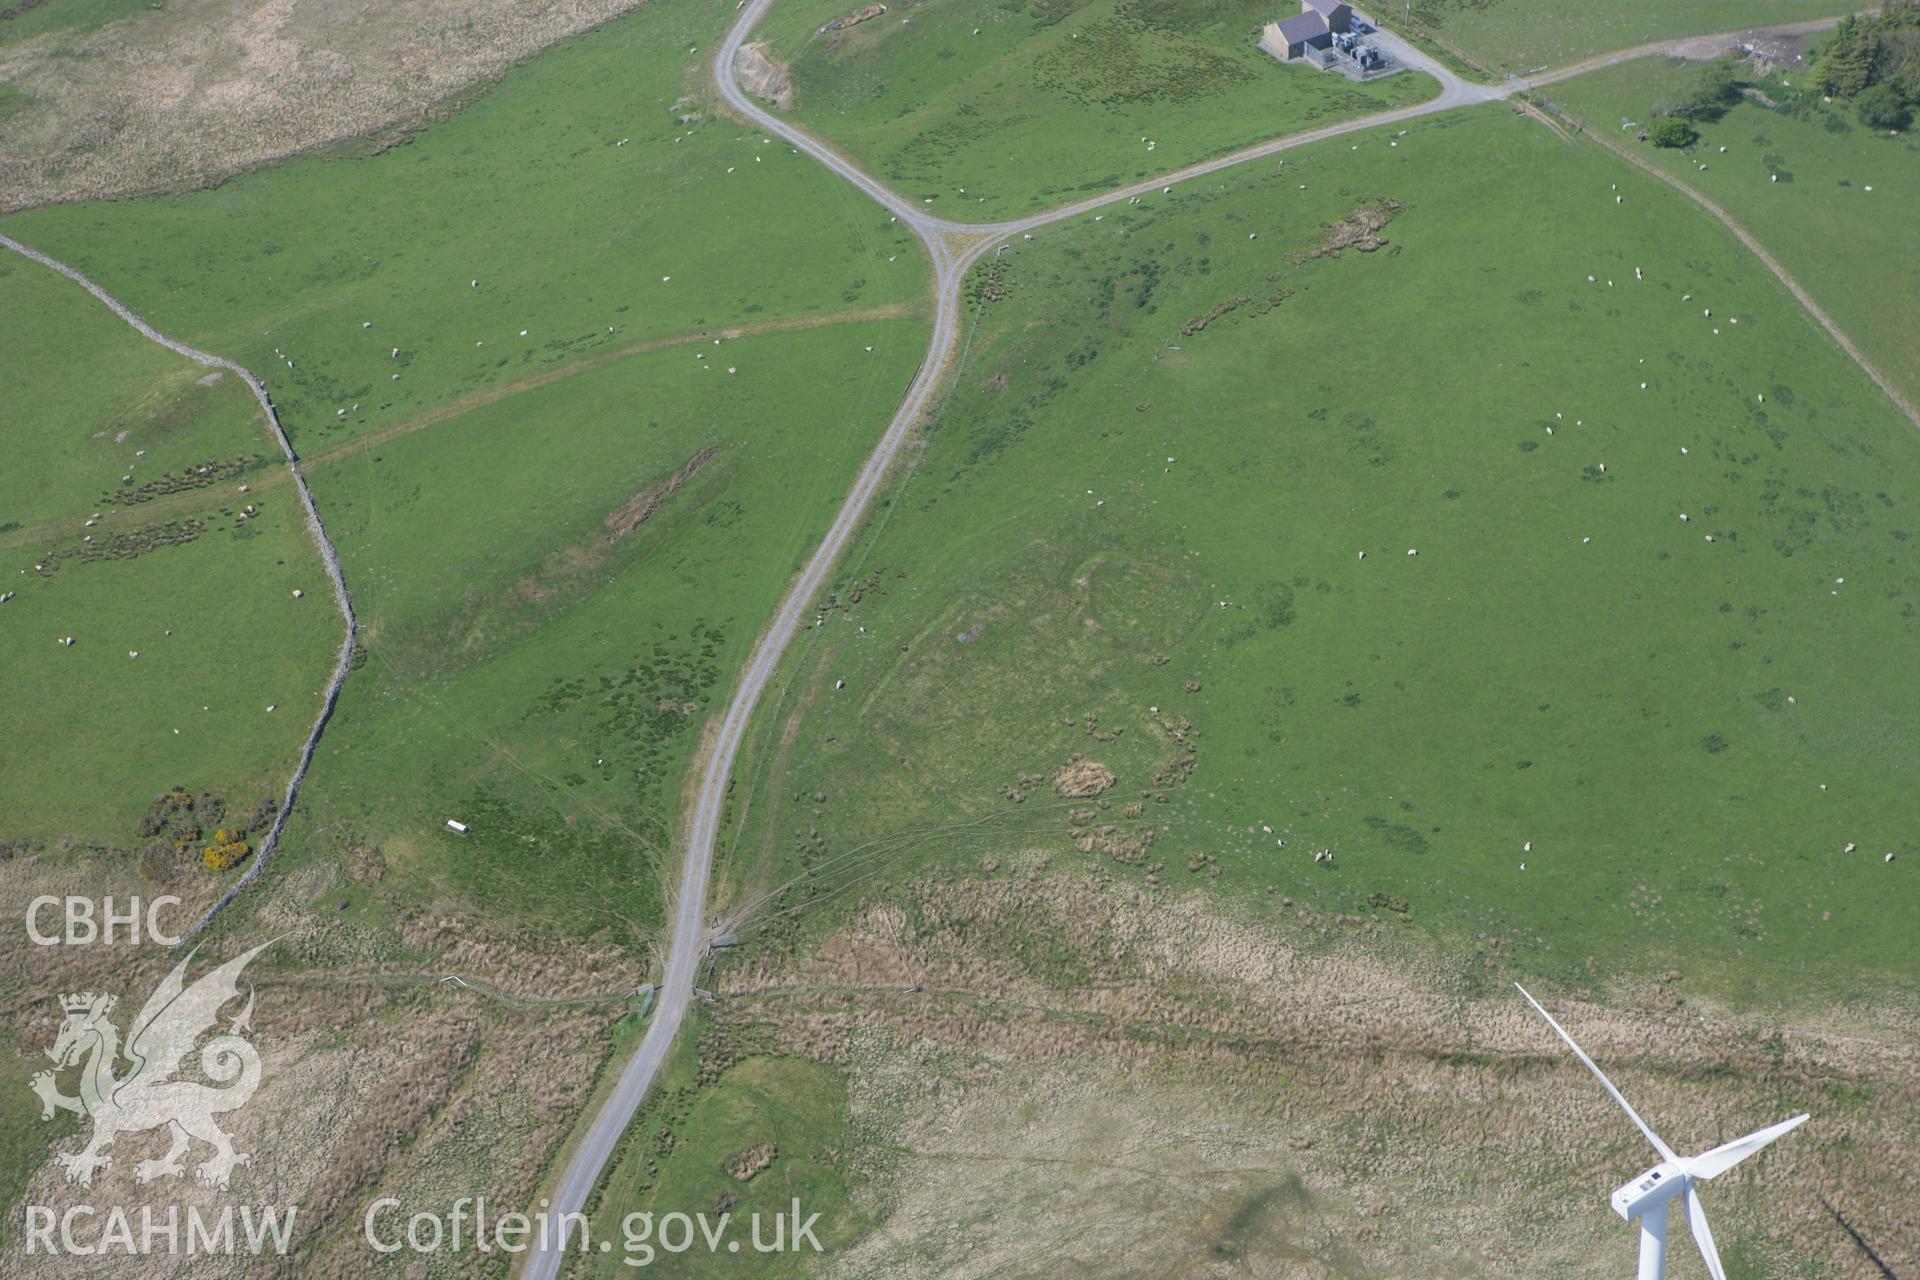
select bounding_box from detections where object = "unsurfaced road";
[519,8,1860,1276]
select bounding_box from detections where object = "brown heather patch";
[1,845,631,1278]
[713,872,1920,1278]
[1051,756,1114,798]
[0,0,653,208]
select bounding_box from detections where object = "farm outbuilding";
[1263,11,1337,60]
[1262,1,1395,77]
[1302,0,1354,30]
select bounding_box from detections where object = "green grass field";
[720,104,1920,1006]
[0,255,337,849]
[574,1016,873,1279]
[0,0,149,47]
[753,0,1436,218]
[1545,56,1920,412]
[280,317,924,943]
[1,0,933,947]
[1405,0,1846,74]
[0,0,925,456]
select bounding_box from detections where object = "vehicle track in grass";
[0,5,1879,1260]
[1550,100,1920,432]
[520,6,1873,1275]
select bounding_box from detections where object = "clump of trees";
[1649,117,1700,148]
[1816,2,1920,128]
[1645,56,1745,148]
[1655,57,1746,122]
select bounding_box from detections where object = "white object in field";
[1516,984,1808,1280]
[446,819,469,834]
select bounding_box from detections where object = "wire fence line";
[2,232,359,943]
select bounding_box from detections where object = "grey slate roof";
[1275,11,1328,43]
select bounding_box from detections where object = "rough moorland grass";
[1406,0,1847,73]
[0,258,337,847]
[276,316,924,944]
[755,0,1437,218]
[721,105,1920,1006]
[1545,57,1920,413]
[0,0,925,457]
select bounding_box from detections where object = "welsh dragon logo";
[31,939,271,1190]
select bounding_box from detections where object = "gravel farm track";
[523,5,1900,1276]
[0,6,1886,1273]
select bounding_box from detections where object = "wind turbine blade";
[1684,1187,1728,1280]
[1514,983,1677,1163]
[1682,1113,1809,1180]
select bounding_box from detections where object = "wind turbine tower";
[1516,984,1808,1280]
